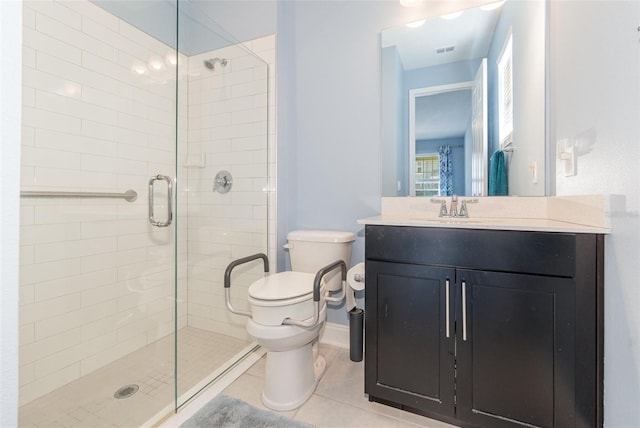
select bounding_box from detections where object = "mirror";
[381,0,546,197]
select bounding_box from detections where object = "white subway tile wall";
[180,36,274,340]
[20,0,275,407]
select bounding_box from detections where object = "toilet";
[224,230,355,411]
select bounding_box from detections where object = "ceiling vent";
[434,45,456,55]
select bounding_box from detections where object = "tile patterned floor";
[199,344,458,428]
[20,336,458,428]
[18,327,251,428]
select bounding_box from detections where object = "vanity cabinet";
[364,225,604,428]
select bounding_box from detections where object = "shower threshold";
[147,342,261,427]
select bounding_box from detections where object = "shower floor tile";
[18,327,251,428]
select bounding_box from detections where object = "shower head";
[204,58,228,70]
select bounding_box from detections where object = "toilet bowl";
[224,230,355,411]
[246,304,328,411]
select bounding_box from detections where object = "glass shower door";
[18,0,180,426]
[17,0,271,424]
[174,2,271,409]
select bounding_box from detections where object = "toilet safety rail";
[283,259,346,328]
[223,254,347,329]
[224,253,270,318]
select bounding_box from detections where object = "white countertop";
[360,195,612,234]
[357,215,610,234]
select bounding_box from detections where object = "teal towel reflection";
[489,150,508,196]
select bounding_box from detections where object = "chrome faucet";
[430,195,478,218]
[449,195,458,217]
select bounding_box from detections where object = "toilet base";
[261,342,326,411]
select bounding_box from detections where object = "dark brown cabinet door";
[364,226,603,428]
[365,261,456,417]
[456,269,576,428]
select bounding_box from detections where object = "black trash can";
[349,307,364,362]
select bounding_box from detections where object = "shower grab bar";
[148,175,173,227]
[20,189,137,202]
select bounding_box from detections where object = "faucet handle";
[430,198,448,217]
[459,199,478,218]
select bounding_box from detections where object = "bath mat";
[180,394,314,428]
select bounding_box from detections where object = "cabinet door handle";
[445,279,450,338]
[462,280,468,341]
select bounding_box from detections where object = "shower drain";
[113,384,139,399]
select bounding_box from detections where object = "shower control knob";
[213,170,233,194]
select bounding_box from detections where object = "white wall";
[183,36,275,340]
[19,0,180,404]
[1,0,22,425]
[550,1,640,425]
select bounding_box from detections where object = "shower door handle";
[148,175,173,227]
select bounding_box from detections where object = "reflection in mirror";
[381,0,546,197]
[412,87,472,196]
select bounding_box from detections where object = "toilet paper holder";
[346,264,365,362]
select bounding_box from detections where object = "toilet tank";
[286,230,355,292]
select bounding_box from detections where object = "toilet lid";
[248,271,320,301]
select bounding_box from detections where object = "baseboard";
[319,322,350,349]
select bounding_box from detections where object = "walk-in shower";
[18,0,273,426]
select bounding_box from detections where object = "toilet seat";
[249,271,316,302]
[248,271,325,326]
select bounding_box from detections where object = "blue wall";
[276,1,415,323]
[277,1,392,322]
[403,59,481,91]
